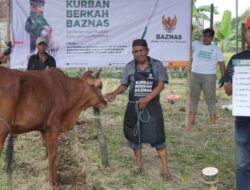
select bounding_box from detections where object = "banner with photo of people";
[11,0,191,68]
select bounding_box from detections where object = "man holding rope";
[105,39,171,181]
[224,16,250,190]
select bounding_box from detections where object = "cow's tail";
[5,133,14,187]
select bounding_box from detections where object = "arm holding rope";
[0,54,8,64]
[105,84,128,102]
[224,81,232,96]
[218,61,226,88]
[0,42,12,64]
[138,81,165,109]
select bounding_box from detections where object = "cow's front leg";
[0,122,9,154]
[45,131,59,185]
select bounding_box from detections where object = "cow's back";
[0,67,70,133]
[0,67,105,133]
[13,68,74,132]
[0,67,22,122]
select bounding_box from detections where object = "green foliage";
[223,52,234,65]
[216,10,232,41]
[63,68,82,77]
[192,0,219,40]
[192,0,250,52]
[62,68,123,79]
[231,8,250,32]
[100,68,123,79]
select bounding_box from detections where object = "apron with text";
[123,64,165,145]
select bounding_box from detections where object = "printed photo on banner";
[25,0,60,56]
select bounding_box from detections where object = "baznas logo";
[162,15,177,32]
[147,73,154,80]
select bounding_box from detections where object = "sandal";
[129,167,143,175]
[161,172,172,181]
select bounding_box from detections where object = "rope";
[129,101,150,148]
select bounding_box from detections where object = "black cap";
[132,39,148,47]
[30,0,45,6]
[202,28,215,37]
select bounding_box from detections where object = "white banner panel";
[11,0,191,68]
[232,60,250,116]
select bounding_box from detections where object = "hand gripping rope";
[129,101,150,148]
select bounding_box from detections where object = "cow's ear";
[81,70,93,78]
[92,69,102,78]
[84,77,101,88]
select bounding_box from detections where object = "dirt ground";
[55,122,170,190]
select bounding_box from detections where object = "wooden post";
[241,23,246,51]
[92,69,109,167]
[93,108,109,167]
[210,4,214,29]
[184,66,191,128]
[184,0,192,128]
[201,167,219,190]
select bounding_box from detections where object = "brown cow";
[0,67,106,185]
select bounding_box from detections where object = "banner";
[11,0,191,69]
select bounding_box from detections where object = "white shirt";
[191,41,224,74]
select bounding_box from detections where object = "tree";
[218,8,250,52]
[215,10,232,52]
[192,0,219,40]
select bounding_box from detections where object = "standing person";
[105,39,171,180]
[27,36,66,140]
[0,42,12,64]
[25,0,52,54]
[189,28,225,127]
[224,16,250,190]
[27,36,55,70]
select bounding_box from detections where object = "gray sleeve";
[155,61,169,83]
[121,68,129,85]
[120,62,134,86]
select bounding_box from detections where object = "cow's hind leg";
[0,122,9,155]
[44,131,59,185]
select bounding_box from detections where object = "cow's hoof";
[58,133,67,141]
[50,181,59,186]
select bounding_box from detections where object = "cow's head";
[81,70,107,109]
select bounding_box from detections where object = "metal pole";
[7,0,11,68]
[8,0,10,41]
[236,0,238,53]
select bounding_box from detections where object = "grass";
[0,71,236,190]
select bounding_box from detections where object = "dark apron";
[123,64,165,145]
